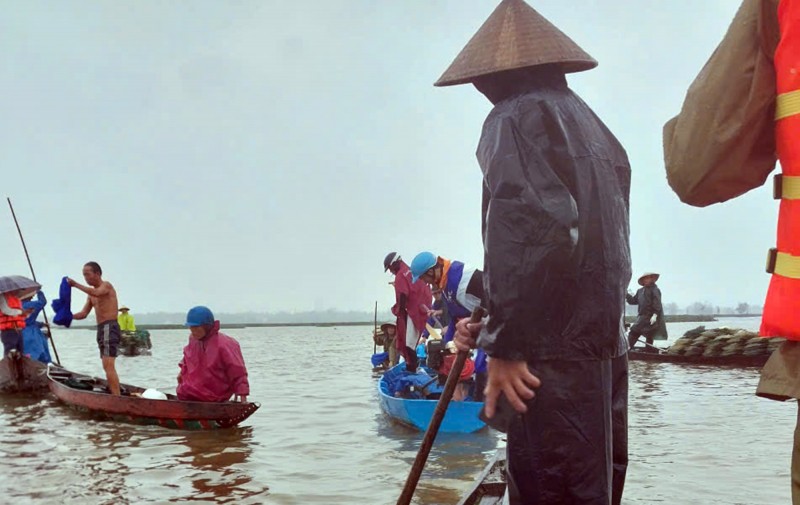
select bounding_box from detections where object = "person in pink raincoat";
[176,306,249,403]
[384,252,432,373]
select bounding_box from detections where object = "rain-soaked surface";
[0,316,792,504]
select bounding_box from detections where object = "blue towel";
[371,352,389,367]
[474,348,487,374]
[51,277,73,327]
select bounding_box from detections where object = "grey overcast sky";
[1,1,774,314]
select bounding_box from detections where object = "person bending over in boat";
[384,252,431,373]
[626,272,668,352]
[69,261,121,395]
[177,306,249,403]
[410,251,488,401]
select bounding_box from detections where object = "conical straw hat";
[637,272,660,285]
[435,0,597,87]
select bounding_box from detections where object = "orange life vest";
[762,0,800,339]
[0,293,26,331]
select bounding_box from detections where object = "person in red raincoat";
[177,306,249,403]
[384,252,432,373]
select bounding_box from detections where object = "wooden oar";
[6,198,61,365]
[632,336,668,353]
[396,306,485,505]
[373,301,378,355]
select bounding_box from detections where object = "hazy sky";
[1,1,775,314]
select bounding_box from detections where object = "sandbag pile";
[667,326,785,357]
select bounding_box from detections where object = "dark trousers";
[627,328,656,352]
[474,370,487,402]
[1,329,23,356]
[506,354,628,505]
[402,346,418,373]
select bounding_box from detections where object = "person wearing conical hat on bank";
[443,1,632,503]
[117,306,136,332]
[626,272,668,352]
[662,0,800,501]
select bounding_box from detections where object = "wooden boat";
[377,363,486,433]
[628,348,770,367]
[0,355,49,393]
[47,366,259,430]
[457,449,506,505]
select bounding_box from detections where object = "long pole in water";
[396,306,485,505]
[373,301,378,355]
[6,197,61,365]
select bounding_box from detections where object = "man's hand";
[176,373,182,384]
[454,318,480,352]
[650,313,657,325]
[484,359,541,417]
[66,277,77,287]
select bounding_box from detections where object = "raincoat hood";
[177,322,249,402]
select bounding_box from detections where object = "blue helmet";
[185,306,215,327]
[410,251,437,282]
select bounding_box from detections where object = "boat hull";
[0,356,49,394]
[457,449,506,505]
[47,367,259,430]
[628,349,770,367]
[377,364,486,433]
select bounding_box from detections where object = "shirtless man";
[68,261,121,395]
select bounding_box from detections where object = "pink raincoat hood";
[177,321,250,402]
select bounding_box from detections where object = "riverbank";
[625,314,717,323]
[66,321,378,330]
[63,315,733,331]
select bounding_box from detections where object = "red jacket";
[177,321,249,402]
[439,353,475,382]
[391,262,432,349]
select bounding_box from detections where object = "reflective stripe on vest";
[776,89,800,120]
[761,0,800,339]
[443,261,471,320]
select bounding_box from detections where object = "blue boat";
[377,363,486,433]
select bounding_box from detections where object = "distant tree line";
[625,301,762,317]
[129,308,396,325]
[125,302,762,325]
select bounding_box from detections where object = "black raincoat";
[473,72,631,505]
[627,284,668,341]
[476,76,632,362]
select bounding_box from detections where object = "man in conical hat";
[445,1,632,503]
[626,272,668,351]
